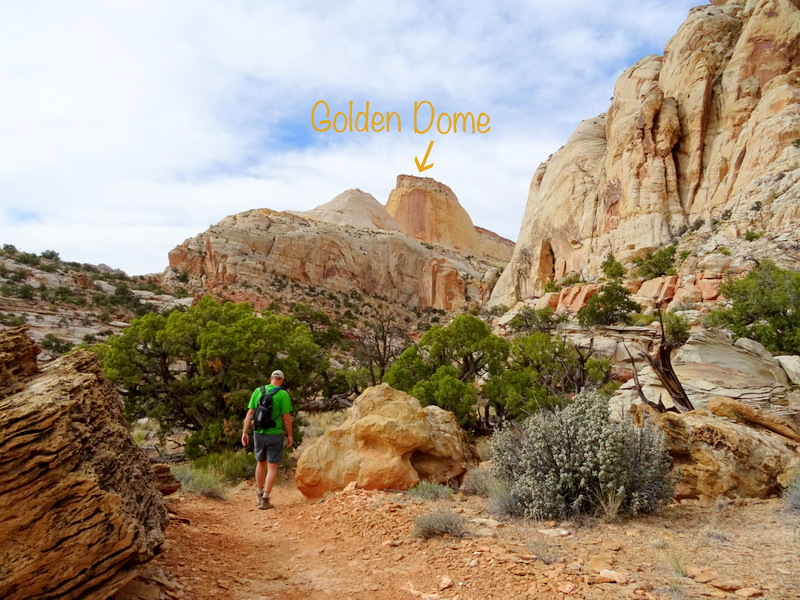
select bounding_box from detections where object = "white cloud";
[0,0,704,274]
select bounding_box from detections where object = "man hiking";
[241,370,293,509]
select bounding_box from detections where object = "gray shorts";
[254,433,283,464]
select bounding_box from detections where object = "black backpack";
[253,385,282,430]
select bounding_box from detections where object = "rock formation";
[491,0,800,306]
[166,177,513,311]
[617,328,800,499]
[386,175,514,264]
[293,188,402,232]
[0,327,168,600]
[614,329,800,411]
[294,383,476,499]
[636,403,798,500]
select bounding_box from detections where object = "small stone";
[734,589,762,598]
[711,579,745,591]
[602,540,622,551]
[557,582,575,594]
[625,529,640,537]
[439,576,453,590]
[538,528,571,537]
[469,559,479,567]
[598,570,627,584]
[686,566,703,579]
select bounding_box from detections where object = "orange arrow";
[414,140,435,172]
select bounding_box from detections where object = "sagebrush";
[412,510,466,539]
[408,481,453,501]
[783,470,800,513]
[491,391,674,520]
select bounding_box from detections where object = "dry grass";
[412,510,466,539]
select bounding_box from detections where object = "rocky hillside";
[0,247,191,359]
[491,0,800,305]
[165,175,514,312]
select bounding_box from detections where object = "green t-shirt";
[248,384,292,435]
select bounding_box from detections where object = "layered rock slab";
[0,328,168,600]
[295,383,475,499]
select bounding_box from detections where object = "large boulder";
[295,383,476,499]
[636,404,799,500]
[0,329,168,600]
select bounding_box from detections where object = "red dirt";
[153,474,799,600]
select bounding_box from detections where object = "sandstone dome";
[297,188,401,231]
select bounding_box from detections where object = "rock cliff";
[0,328,168,600]
[167,178,512,311]
[491,0,800,305]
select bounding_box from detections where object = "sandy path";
[152,474,800,600]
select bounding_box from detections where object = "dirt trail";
[153,474,800,600]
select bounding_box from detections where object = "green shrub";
[507,306,566,334]
[689,218,705,232]
[631,245,677,280]
[40,249,60,261]
[744,230,764,242]
[408,481,454,501]
[661,312,691,345]
[40,333,74,354]
[192,450,255,484]
[601,252,625,280]
[577,281,642,327]
[705,260,800,355]
[412,510,465,539]
[491,391,673,520]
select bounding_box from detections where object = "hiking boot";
[259,495,274,510]
[256,489,265,507]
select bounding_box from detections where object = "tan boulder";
[696,277,722,302]
[0,334,168,600]
[637,405,798,500]
[634,275,679,309]
[490,0,800,306]
[295,383,475,499]
[534,292,560,310]
[776,355,800,386]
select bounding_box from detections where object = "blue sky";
[0,0,704,275]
